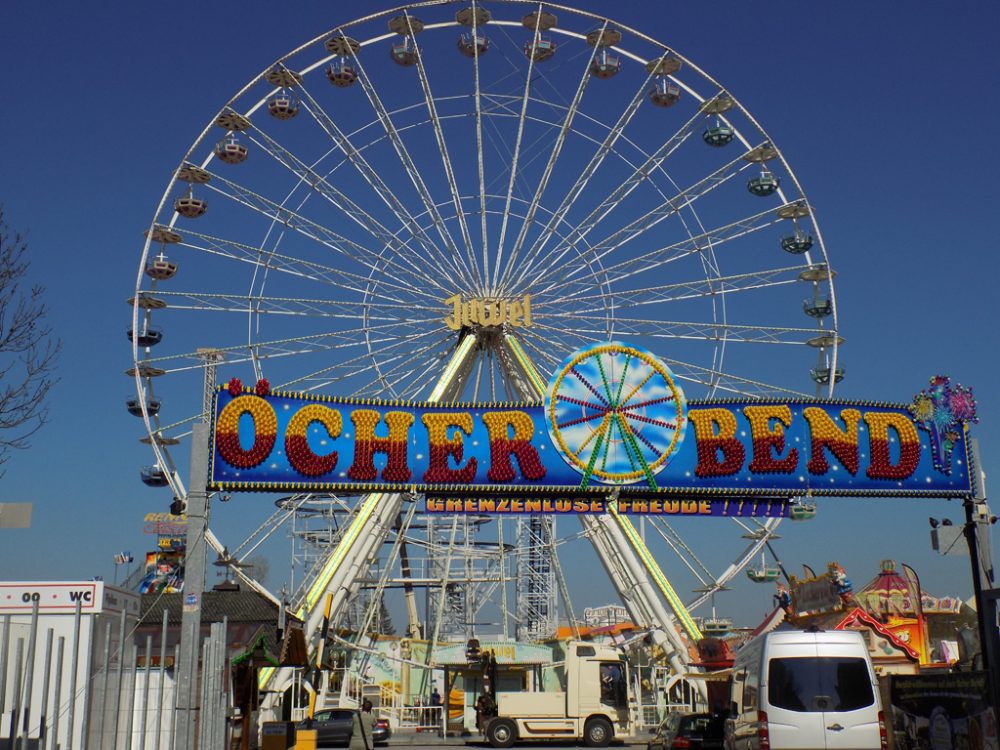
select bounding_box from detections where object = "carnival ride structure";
[129,0,841,711]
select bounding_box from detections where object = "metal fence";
[398,705,444,733]
[1,603,230,750]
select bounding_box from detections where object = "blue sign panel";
[208,378,974,500]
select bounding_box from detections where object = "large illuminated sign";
[208,344,976,501]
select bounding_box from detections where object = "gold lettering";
[480,300,506,327]
[443,294,462,331]
[442,294,534,330]
[508,300,523,327]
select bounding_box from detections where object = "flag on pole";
[114,551,134,565]
[901,562,928,662]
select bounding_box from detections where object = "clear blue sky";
[1,1,998,627]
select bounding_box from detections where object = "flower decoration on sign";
[255,378,270,396]
[227,377,243,397]
[909,375,977,474]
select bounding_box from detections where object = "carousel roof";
[859,560,912,596]
[854,559,963,617]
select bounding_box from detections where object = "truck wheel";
[585,717,613,748]
[487,718,518,749]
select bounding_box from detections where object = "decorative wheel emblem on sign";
[546,342,687,488]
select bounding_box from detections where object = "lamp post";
[966,439,1000,710]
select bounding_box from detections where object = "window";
[679,715,726,741]
[657,713,682,735]
[577,645,596,657]
[768,658,874,713]
[323,709,354,722]
[600,662,626,707]
[741,670,758,713]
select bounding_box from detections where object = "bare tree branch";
[0,207,61,471]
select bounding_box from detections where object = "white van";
[726,629,886,750]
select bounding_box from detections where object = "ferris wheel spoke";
[517,323,608,366]
[229,500,307,563]
[730,516,767,539]
[647,517,716,589]
[494,4,544,288]
[516,318,597,355]
[470,0,490,290]
[539,314,820,346]
[146,290,442,321]
[294,80,474,287]
[512,105,707,292]
[497,21,606,292]
[516,322,608,355]
[143,414,198,442]
[240,124,456,293]
[688,521,782,609]
[349,45,481,289]
[471,350,486,402]
[405,13,483,290]
[512,331,568,370]
[384,340,463,400]
[481,112,571,203]
[310,331,451,393]
[371,330,456,384]
[142,319,436,374]
[522,145,763,293]
[661,356,810,399]
[553,264,807,312]
[276,328,446,392]
[480,114,526,197]
[198,169,456,295]
[356,333,458,398]
[536,202,790,302]
[174,228,443,305]
[503,54,658,291]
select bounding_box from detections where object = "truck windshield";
[767,657,874,713]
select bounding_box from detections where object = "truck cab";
[484,641,632,748]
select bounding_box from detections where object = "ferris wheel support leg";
[260,336,480,701]
[582,513,693,684]
[396,520,423,639]
[259,492,404,700]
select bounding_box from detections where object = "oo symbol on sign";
[21,592,40,602]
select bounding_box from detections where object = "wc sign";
[0,582,104,614]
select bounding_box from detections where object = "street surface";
[385,732,650,750]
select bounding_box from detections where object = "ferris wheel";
[130,0,842,625]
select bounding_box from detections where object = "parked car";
[372,716,392,744]
[297,709,391,747]
[648,712,726,750]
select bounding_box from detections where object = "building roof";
[138,588,297,626]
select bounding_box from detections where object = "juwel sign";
[443,294,533,330]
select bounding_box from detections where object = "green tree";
[0,208,60,469]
